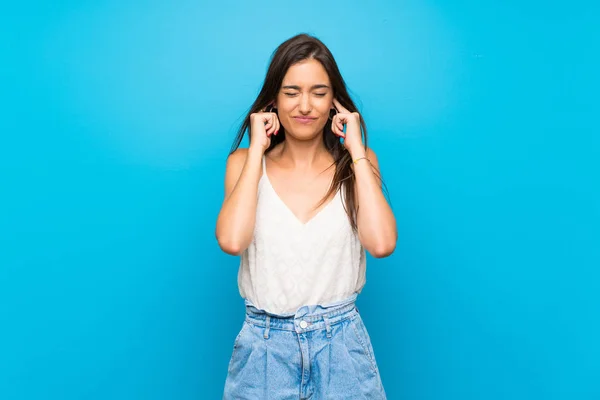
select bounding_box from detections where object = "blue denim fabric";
[223,294,387,399]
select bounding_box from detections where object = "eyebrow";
[281,84,330,90]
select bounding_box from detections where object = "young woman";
[216,33,397,399]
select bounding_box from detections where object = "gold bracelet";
[353,156,369,165]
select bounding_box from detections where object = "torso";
[263,147,339,225]
[237,147,367,316]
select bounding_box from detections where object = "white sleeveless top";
[237,156,367,316]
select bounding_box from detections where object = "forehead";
[282,59,330,86]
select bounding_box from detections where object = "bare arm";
[329,99,397,258]
[215,108,280,255]
[352,147,397,258]
[215,147,264,255]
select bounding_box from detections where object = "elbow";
[215,219,249,256]
[372,247,395,258]
[368,236,397,259]
[217,238,244,256]
[216,233,247,256]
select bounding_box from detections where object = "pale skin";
[215,59,397,257]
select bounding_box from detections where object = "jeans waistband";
[244,293,359,333]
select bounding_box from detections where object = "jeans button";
[299,320,308,329]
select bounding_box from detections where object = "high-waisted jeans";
[223,293,387,399]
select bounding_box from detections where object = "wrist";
[248,145,265,159]
[348,146,366,160]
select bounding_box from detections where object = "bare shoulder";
[225,148,253,175]
[223,148,251,196]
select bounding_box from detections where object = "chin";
[284,122,327,141]
[286,130,322,141]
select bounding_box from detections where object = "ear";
[266,101,277,112]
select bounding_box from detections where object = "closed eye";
[284,92,327,97]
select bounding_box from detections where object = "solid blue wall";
[1,0,598,399]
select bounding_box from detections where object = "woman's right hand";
[249,107,280,153]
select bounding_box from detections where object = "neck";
[279,133,330,168]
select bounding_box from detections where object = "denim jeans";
[223,293,387,399]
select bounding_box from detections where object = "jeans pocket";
[349,315,379,373]
[227,321,249,373]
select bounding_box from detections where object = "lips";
[293,116,317,124]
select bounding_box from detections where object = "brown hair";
[230,33,383,230]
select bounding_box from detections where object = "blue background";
[1,0,599,399]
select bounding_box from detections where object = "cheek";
[316,97,333,112]
[276,99,294,115]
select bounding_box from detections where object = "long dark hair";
[230,33,382,231]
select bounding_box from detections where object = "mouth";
[293,116,317,124]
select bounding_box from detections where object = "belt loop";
[264,315,271,339]
[323,315,332,339]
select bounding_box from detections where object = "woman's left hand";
[331,98,364,156]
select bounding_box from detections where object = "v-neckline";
[262,163,339,227]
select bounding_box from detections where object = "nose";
[298,94,312,115]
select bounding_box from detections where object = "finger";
[274,115,281,135]
[330,123,340,137]
[332,98,350,114]
[265,121,274,136]
[264,116,273,131]
[270,113,279,134]
[268,123,276,137]
[331,120,345,138]
[269,113,277,135]
[334,115,345,132]
[266,114,278,135]
[263,114,276,137]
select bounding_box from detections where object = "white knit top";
[237,156,367,316]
